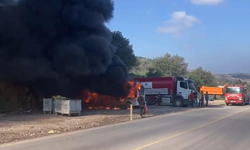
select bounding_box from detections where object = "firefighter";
[190,91,194,108]
[200,91,204,107]
[137,94,145,118]
[194,91,198,107]
[205,91,209,106]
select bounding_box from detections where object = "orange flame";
[127,81,142,99]
[83,81,141,110]
[88,106,93,110]
[105,107,111,110]
[85,98,90,103]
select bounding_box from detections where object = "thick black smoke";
[0,0,130,98]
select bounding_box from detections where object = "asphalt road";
[1,105,250,150]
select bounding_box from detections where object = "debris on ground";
[48,130,55,134]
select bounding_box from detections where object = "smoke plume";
[0,0,130,98]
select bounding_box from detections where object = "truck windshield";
[225,87,242,94]
[188,81,197,91]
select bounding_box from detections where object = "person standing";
[200,91,204,107]
[205,91,209,106]
[137,94,145,118]
[190,91,194,108]
[194,91,198,107]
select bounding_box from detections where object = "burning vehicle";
[83,81,144,109]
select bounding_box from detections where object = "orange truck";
[200,84,228,96]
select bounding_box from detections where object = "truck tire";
[246,101,250,105]
[240,101,245,106]
[174,98,183,107]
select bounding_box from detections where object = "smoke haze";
[0,0,130,98]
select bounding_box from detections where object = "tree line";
[113,31,218,90]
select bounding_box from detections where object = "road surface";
[1,105,250,150]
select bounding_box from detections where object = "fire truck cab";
[225,85,250,106]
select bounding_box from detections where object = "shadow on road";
[206,104,225,108]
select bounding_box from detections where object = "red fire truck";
[225,85,250,106]
[134,77,198,107]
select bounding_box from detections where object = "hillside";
[215,73,250,84]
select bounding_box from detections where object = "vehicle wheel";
[126,102,132,109]
[226,103,229,106]
[174,98,183,107]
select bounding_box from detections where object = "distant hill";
[215,73,250,84]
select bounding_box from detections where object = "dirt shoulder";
[0,101,224,145]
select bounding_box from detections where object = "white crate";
[55,99,82,116]
[43,98,52,113]
[54,99,62,114]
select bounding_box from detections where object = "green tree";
[151,53,188,77]
[129,73,144,78]
[187,67,217,90]
[130,57,153,76]
[112,31,137,70]
[146,68,163,77]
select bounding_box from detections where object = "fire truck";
[225,85,250,106]
[134,77,198,107]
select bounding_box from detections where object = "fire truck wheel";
[174,98,183,107]
[126,102,132,109]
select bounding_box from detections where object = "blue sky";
[107,0,250,74]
